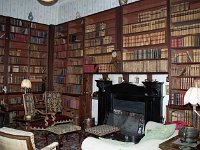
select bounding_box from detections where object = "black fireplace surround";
[96,80,164,127]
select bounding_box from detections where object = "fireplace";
[96,80,163,126]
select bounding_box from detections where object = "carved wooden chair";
[42,91,72,125]
[0,127,58,150]
[22,93,56,130]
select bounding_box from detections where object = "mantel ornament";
[119,0,128,6]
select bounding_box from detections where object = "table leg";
[57,134,63,147]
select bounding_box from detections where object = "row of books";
[10,18,29,27]
[55,51,67,59]
[84,55,112,64]
[85,45,114,55]
[8,75,25,84]
[68,58,83,65]
[170,2,189,13]
[122,48,168,60]
[64,84,82,95]
[54,59,67,68]
[138,7,167,22]
[171,23,200,37]
[123,59,168,72]
[10,34,29,42]
[98,64,115,73]
[10,26,28,35]
[84,35,113,47]
[9,97,22,104]
[63,98,79,109]
[123,18,166,34]
[54,38,67,45]
[68,49,83,57]
[54,68,67,76]
[9,49,26,56]
[171,91,185,105]
[9,57,27,64]
[85,29,106,39]
[123,31,166,47]
[30,51,47,58]
[0,76,3,83]
[31,30,47,38]
[68,43,82,50]
[172,49,200,63]
[54,76,65,84]
[31,37,46,45]
[54,44,68,52]
[0,48,4,55]
[84,64,99,73]
[30,59,46,66]
[29,75,44,82]
[171,35,200,48]
[168,109,192,126]
[171,77,196,90]
[85,22,106,33]
[67,66,83,74]
[171,8,200,23]
[66,74,83,84]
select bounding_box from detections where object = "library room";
[0,0,200,150]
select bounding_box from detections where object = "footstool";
[85,124,120,137]
[46,123,81,147]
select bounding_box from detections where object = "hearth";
[96,80,163,128]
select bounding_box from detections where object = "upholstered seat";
[43,91,72,125]
[0,127,58,150]
[22,93,55,130]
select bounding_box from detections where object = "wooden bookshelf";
[168,0,200,129]
[84,8,119,73]
[66,18,84,95]
[0,16,6,92]
[122,0,168,73]
[53,22,68,92]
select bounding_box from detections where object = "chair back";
[23,93,36,117]
[0,127,35,150]
[43,91,62,113]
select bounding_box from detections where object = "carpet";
[34,130,81,150]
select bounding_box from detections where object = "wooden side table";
[159,135,200,150]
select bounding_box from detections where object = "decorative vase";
[119,0,128,6]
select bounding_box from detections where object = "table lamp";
[180,85,200,143]
[21,79,31,94]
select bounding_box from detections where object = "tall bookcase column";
[53,23,68,92]
[167,0,200,129]
[122,0,168,74]
[84,8,120,73]
[0,16,8,105]
[60,18,85,125]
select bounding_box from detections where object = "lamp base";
[179,127,199,143]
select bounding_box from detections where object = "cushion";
[140,123,176,143]
[165,121,187,130]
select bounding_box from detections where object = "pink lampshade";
[184,87,200,105]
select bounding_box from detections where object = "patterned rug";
[34,130,81,150]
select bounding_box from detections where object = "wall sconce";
[21,79,32,94]
[37,0,58,6]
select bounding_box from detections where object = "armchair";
[43,91,72,125]
[22,93,55,130]
[0,127,58,150]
